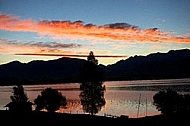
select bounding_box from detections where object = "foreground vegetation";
[0,109,189,125]
[3,83,190,125]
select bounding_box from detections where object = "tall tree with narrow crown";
[79,51,106,115]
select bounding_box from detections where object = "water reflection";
[56,95,159,118]
[58,99,83,114]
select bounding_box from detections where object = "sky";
[0,0,190,66]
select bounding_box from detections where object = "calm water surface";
[0,78,190,118]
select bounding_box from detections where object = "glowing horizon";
[15,53,127,58]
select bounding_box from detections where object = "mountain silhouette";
[0,58,85,85]
[0,49,190,85]
[102,49,190,80]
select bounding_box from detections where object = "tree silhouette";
[153,89,190,115]
[10,85,28,102]
[34,87,67,113]
[79,51,106,115]
[6,85,33,112]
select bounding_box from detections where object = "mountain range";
[0,49,190,86]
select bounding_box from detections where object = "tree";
[79,51,106,115]
[6,85,33,112]
[10,85,28,102]
[153,89,184,115]
[79,51,104,83]
[34,87,67,113]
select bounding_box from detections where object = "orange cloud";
[1,13,190,43]
[0,14,36,32]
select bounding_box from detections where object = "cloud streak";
[15,53,127,58]
[1,13,190,43]
[0,38,82,54]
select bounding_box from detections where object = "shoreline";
[0,110,189,125]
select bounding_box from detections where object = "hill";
[0,49,190,85]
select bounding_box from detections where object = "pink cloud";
[1,13,190,43]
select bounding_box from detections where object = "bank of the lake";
[1,78,190,118]
[0,110,189,125]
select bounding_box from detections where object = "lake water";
[0,78,190,118]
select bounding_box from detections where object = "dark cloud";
[0,38,82,49]
[103,23,138,29]
[27,42,82,49]
[15,53,127,58]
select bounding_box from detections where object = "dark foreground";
[0,110,189,125]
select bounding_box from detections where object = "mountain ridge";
[102,48,190,80]
[0,49,190,85]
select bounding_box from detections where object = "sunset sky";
[0,0,190,65]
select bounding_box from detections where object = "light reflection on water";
[0,78,190,118]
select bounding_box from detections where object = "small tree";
[34,87,67,113]
[7,85,33,112]
[10,85,28,102]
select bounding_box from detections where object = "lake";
[0,78,190,118]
